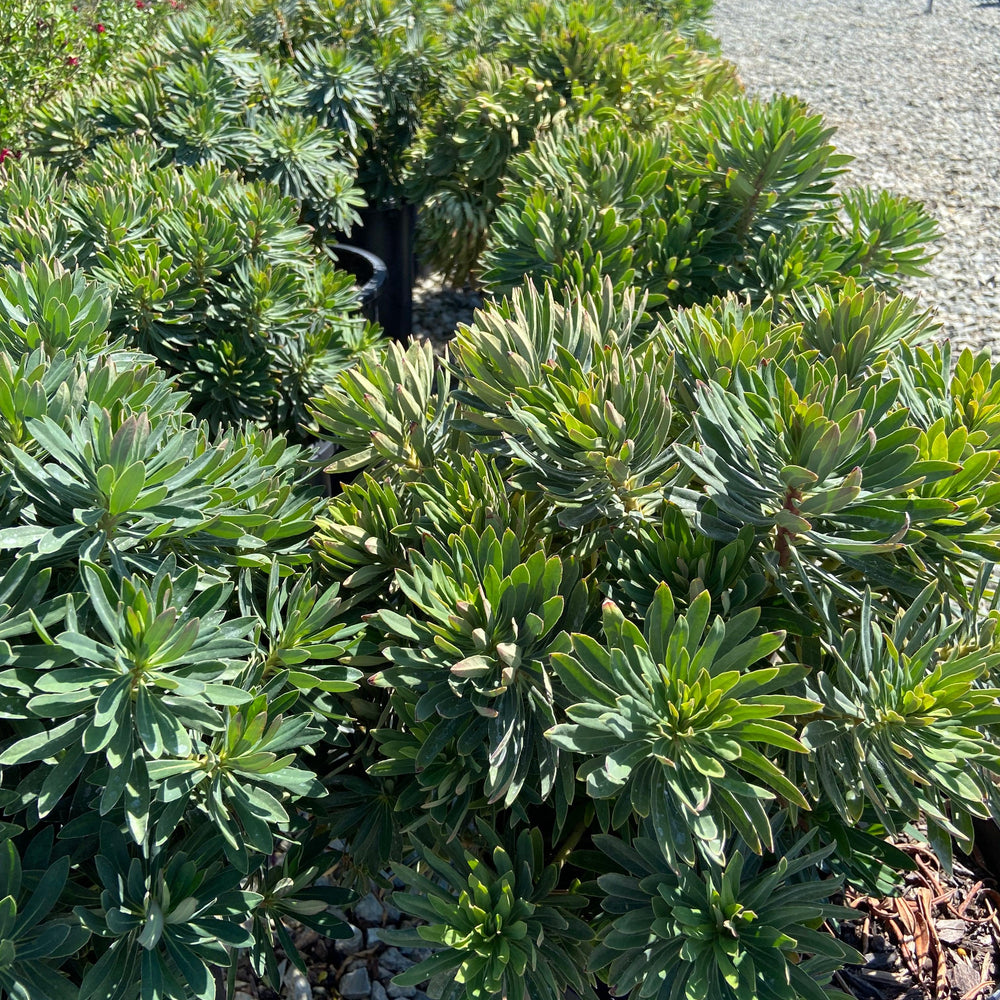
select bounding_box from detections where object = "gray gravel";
[411,274,483,347]
[711,0,1000,355]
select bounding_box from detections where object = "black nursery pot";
[327,243,388,326]
[346,203,417,342]
[307,438,340,499]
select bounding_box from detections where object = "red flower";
[66,55,79,66]
[136,1,144,7]
[93,22,105,33]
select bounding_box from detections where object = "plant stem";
[552,814,588,868]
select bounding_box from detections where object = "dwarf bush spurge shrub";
[382,825,593,1000]
[178,0,733,279]
[0,148,378,435]
[302,256,1000,998]
[0,259,365,998]
[590,831,860,1000]
[405,0,737,283]
[483,98,938,312]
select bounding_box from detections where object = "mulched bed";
[836,838,1000,1000]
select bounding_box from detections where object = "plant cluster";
[21,0,731,285]
[25,8,370,234]
[217,0,454,209]
[186,0,731,281]
[0,145,378,436]
[482,98,938,315]
[301,245,1000,996]
[5,1,1000,1000]
[0,259,362,998]
[403,0,736,283]
[0,0,175,148]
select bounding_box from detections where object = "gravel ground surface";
[710,0,1000,356]
[411,274,482,348]
[233,888,435,1000]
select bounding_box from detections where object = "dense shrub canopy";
[2,1,997,1000]
[0,149,377,435]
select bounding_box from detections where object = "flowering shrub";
[0,0,174,146]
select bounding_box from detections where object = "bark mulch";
[836,837,1000,1000]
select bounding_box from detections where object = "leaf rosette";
[548,585,819,863]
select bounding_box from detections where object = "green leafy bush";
[0,0,174,148]
[482,96,938,312]
[221,0,452,208]
[2,3,996,1000]
[590,831,860,1000]
[405,0,736,283]
[25,8,369,233]
[0,148,377,435]
[382,825,593,1000]
[0,259,364,998]
[303,248,994,999]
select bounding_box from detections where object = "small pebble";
[371,983,389,1000]
[296,927,321,950]
[353,892,385,925]
[337,924,365,956]
[339,967,372,999]
[378,948,415,974]
[387,985,416,999]
[937,918,968,945]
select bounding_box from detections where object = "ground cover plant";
[4,0,1000,999]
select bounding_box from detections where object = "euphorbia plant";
[0,149,378,436]
[4,3,999,1000]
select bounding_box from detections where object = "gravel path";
[710,0,1000,356]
